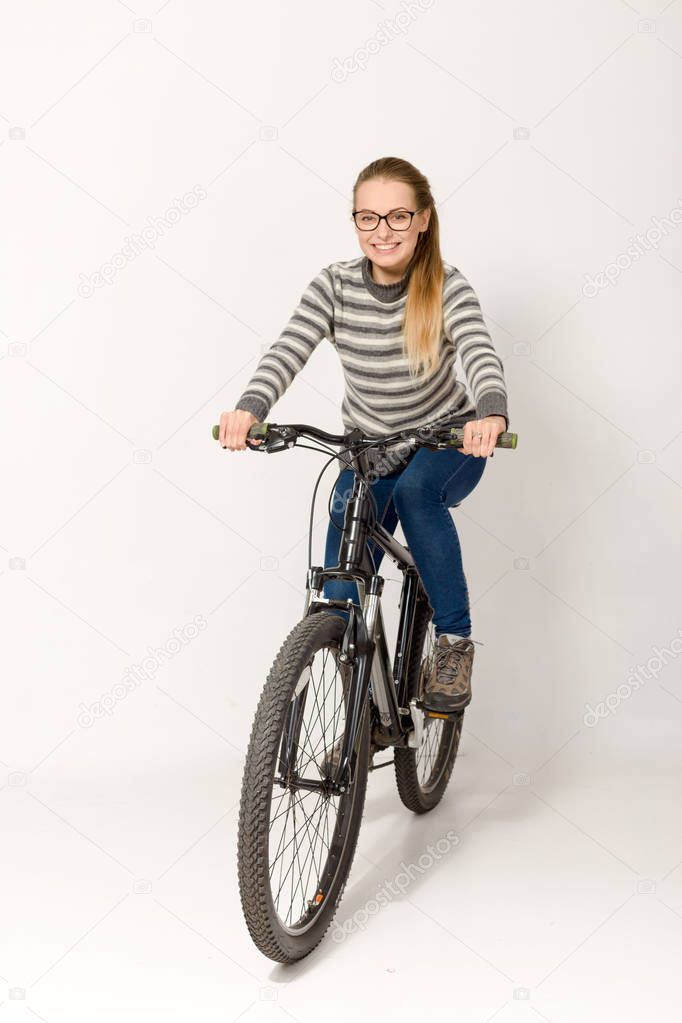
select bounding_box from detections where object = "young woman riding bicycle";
[219,155,510,715]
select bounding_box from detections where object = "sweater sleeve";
[234,266,335,422]
[443,269,509,432]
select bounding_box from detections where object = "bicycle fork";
[331,600,375,793]
[276,602,374,797]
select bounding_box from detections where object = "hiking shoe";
[320,734,376,776]
[422,635,475,713]
[320,735,345,777]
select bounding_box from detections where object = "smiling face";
[353,177,431,283]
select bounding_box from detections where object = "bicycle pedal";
[416,699,461,721]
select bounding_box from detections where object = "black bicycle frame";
[299,442,430,794]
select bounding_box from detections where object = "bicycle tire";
[394,597,464,813]
[237,611,371,963]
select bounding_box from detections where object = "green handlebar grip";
[212,422,269,442]
[447,427,517,448]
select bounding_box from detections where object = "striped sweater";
[235,255,509,474]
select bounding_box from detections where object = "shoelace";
[436,644,467,686]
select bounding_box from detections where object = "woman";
[219,156,509,714]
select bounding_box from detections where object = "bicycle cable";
[262,420,458,592]
[291,436,383,573]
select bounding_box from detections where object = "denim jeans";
[321,447,487,639]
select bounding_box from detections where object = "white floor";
[4,658,682,1023]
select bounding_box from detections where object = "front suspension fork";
[331,601,375,791]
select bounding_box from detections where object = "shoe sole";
[421,692,470,714]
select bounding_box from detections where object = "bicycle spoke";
[271,788,336,925]
[415,623,449,789]
[293,648,345,774]
[267,637,351,929]
[271,790,325,911]
[288,794,333,924]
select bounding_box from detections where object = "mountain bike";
[211,417,517,963]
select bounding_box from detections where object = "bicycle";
[211,416,517,962]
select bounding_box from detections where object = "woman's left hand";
[462,415,507,458]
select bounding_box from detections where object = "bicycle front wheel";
[237,611,370,963]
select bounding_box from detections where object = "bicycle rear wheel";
[394,597,464,812]
[237,611,370,963]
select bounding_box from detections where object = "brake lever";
[249,425,298,453]
[401,431,453,451]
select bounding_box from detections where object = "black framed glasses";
[351,208,423,231]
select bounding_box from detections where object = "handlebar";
[211,419,518,452]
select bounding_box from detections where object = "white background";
[2,0,682,1019]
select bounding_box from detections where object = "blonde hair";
[353,156,444,381]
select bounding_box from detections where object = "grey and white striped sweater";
[235,255,509,474]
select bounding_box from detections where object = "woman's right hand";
[218,409,263,451]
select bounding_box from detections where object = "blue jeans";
[321,447,486,638]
